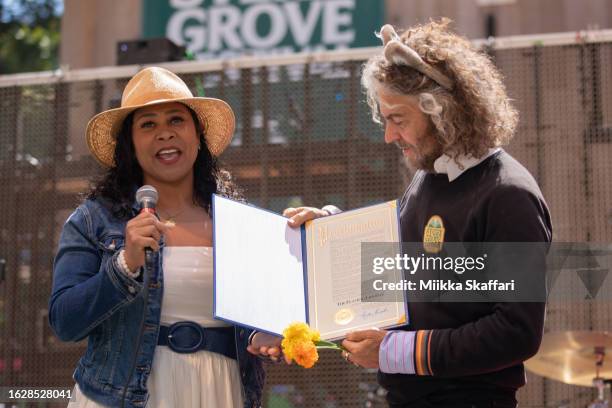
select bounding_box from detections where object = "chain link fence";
[1,31,612,407]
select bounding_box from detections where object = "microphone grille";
[136,185,158,206]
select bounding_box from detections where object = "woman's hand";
[283,207,330,228]
[123,212,172,271]
[247,332,291,363]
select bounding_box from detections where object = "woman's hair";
[87,106,242,219]
[362,19,518,160]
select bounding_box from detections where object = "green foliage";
[0,0,61,74]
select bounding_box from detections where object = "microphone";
[135,185,158,269]
[136,185,158,214]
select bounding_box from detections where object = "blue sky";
[1,0,64,23]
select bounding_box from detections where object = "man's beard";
[395,139,442,172]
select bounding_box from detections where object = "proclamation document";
[304,203,406,339]
[213,195,407,341]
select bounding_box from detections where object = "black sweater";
[378,150,552,404]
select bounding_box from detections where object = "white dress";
[68,246,244,408]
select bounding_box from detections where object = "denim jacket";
[49,197,265,408]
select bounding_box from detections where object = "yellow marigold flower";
[281,322,341,368]
[281,322,321,364]
[292,340,319,368]
[282,322,319,342]
[282,322,310,342]
[281,336,297,361]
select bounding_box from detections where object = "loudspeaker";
[116,38,186,66]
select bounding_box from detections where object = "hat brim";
[86,97,235,167]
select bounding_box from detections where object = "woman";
[49,67,279,408]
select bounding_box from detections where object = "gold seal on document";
[334,308,354,325]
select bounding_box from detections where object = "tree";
[0,0,62,74]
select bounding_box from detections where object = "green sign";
[142,0,384,58]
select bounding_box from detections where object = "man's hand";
[247,332,291,363]
[283,207,330,228]
[341,329,387,368]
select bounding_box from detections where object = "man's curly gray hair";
[362,19,518,160]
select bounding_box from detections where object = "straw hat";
[86,67,235,167]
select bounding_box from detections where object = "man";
[284,20,551,408]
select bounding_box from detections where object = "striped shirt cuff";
[378,330,434,375]
[378,331,415,374]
